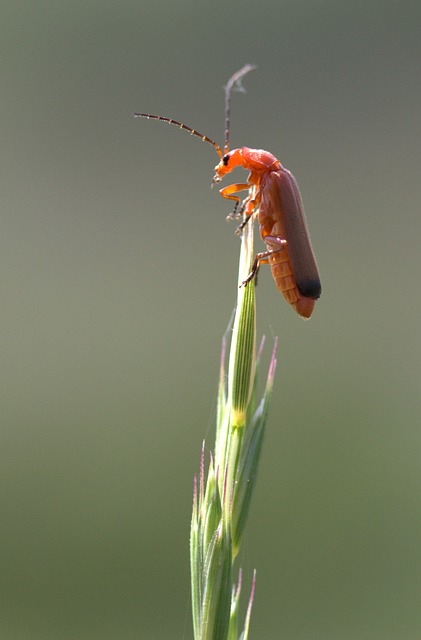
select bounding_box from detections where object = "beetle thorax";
[240,147,280,173]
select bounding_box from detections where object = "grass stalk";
[190,206,278,639]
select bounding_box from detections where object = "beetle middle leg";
[241,237,287,288]
[235,207,256,235]
[234,187,261,235]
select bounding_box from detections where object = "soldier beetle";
[135,65,321,318]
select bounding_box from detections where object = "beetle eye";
[223,154,229,166]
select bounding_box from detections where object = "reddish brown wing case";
[266,168,321,300]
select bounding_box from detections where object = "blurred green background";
[1,1,420,638]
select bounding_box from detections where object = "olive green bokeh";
[1,1,421,638]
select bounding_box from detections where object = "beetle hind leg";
[240,239,287,288]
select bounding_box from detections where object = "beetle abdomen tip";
[293,297,316,319]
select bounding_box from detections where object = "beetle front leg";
[218,183,250,221]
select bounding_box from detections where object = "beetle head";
[212,148,243,184]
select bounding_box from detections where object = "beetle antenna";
[223,64,257,155]
[134,113,223,159]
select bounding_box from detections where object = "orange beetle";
[135,65,321,318]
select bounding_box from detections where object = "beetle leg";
[241,238,287,288]
[218,183,250,220]
[262,235,287,249]
[235,187,261,234]
[235,205,256,235]
[229,196,249,223]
